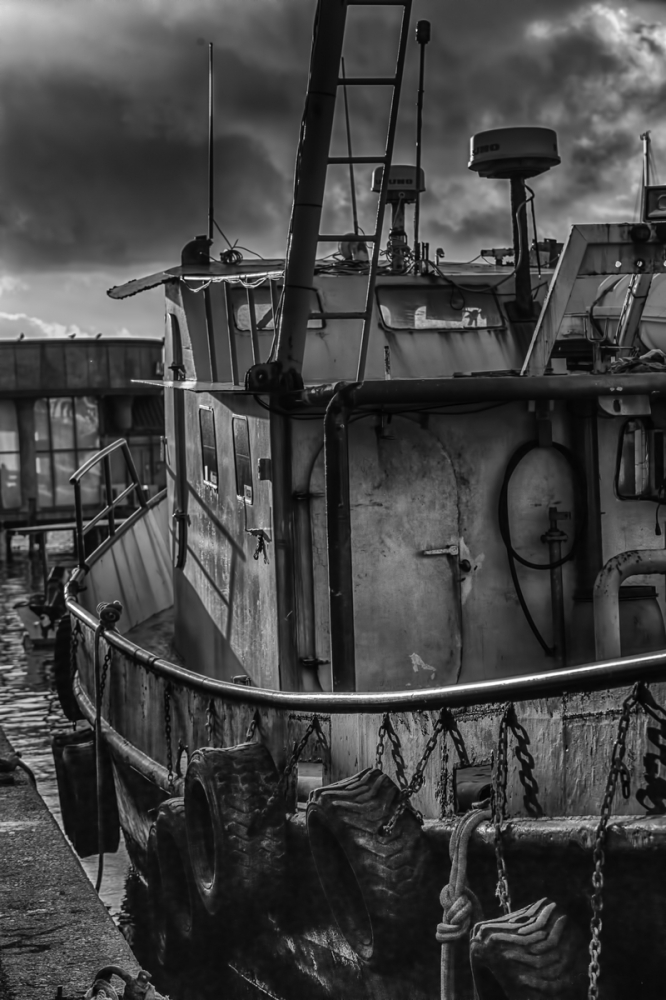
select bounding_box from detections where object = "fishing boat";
[59,3,666,998]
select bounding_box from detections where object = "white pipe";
[593,548,666,659]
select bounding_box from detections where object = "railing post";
[122,441,147,507]
[103,455,115,535]
[73,479,86,569]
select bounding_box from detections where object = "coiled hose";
[498,440,587,656]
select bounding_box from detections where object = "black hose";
[498,440,588,655]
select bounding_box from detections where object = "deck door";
[311,416,462,691]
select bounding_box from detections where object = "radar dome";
[468,127,560,179]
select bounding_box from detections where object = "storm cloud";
[1,0,666,335]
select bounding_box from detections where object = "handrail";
[64,580,666,712]
[69,438,147,568]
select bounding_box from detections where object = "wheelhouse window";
[199,406,218,489]
[35,397,100,508]
[231,285,324,332]
[0,401,21,509]
[232,416,253,504]
[377,286,503,331]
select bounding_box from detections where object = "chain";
[588,682,642,1000]
[375,713,389,770]
[382,710,447,836]
[249,714,327,834]
[164,683,174,796]
[98,643,113,708]
[492,704,512,915]
[205,699,215,747]
[70,618,82,681]
[245,710,261,743]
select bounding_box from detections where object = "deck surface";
[0,727,139,999]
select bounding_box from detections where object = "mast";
[641,130,651,221]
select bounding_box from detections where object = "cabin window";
[34,397,100,508]
[617,418,666,500]
[0,401,21,509]
[377,286,503,331]
[199,406,218,489]
[232,416,253,504]
[231,285,324,332]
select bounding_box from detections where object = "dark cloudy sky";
[1,0,665,339]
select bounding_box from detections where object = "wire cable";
[498,439,588,655]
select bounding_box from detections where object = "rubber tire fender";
[146,823,170,969]
[154,797,211,953]
[53,614,84,722]
[184,742,286,917]
[306,767,433,967]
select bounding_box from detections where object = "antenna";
[414,20,430,267]
[341,57,359,235]
[208,42,215,243]
[641,130,651,220]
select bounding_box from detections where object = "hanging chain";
[382,710,448,836]
[205,699,215,747]
[164,683,174,796]
[492,703,512,915]
[375,713,389,770]
[588,682,643,1000]
[70,618,82,680]
[245,709,261,743]
[98,643,113,707]
[249,714,327,834]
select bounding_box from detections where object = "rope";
[438,806,491,1000]
[93,601,123,893]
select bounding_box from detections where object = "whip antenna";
[341,57,359,235]
[208,41,215,242]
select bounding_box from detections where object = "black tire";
[53,614,84,722]
[146,823,170,968]
[184,742,286,917]
[306,767,432,967]
[155,798,211,951]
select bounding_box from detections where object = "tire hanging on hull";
[306,767,434,968]
[150,798,212,963]
[51,727,120,858]
[184,742,287,917]
[53,614,84,723]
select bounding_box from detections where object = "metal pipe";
[341,57,359,236]
[594,548,666,659]
[293,491,319,684]
[66,590,666,712]
[414,19,430,261]
[301,372,666,409]
[246,287,261,365]
[510,175,533,318]
[222,282,240,385]
[324,390,356,691]
[641,130,651,221]
[274,0,349,378]
[541,508,568,667]
[203,286,219,381]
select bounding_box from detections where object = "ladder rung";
[328,155,387,165]
[348,0,410,6]
[338,77,397,86]
[312,311,371,321]
[318,233,379,242]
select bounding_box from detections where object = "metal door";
[310,416,461,691]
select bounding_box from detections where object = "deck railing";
[70,439,146,568]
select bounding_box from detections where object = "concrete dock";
[0,726,140,999]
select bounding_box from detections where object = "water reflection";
[0,542,131,919]
[0,541,250,999]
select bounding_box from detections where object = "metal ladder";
[269,0,413,387]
